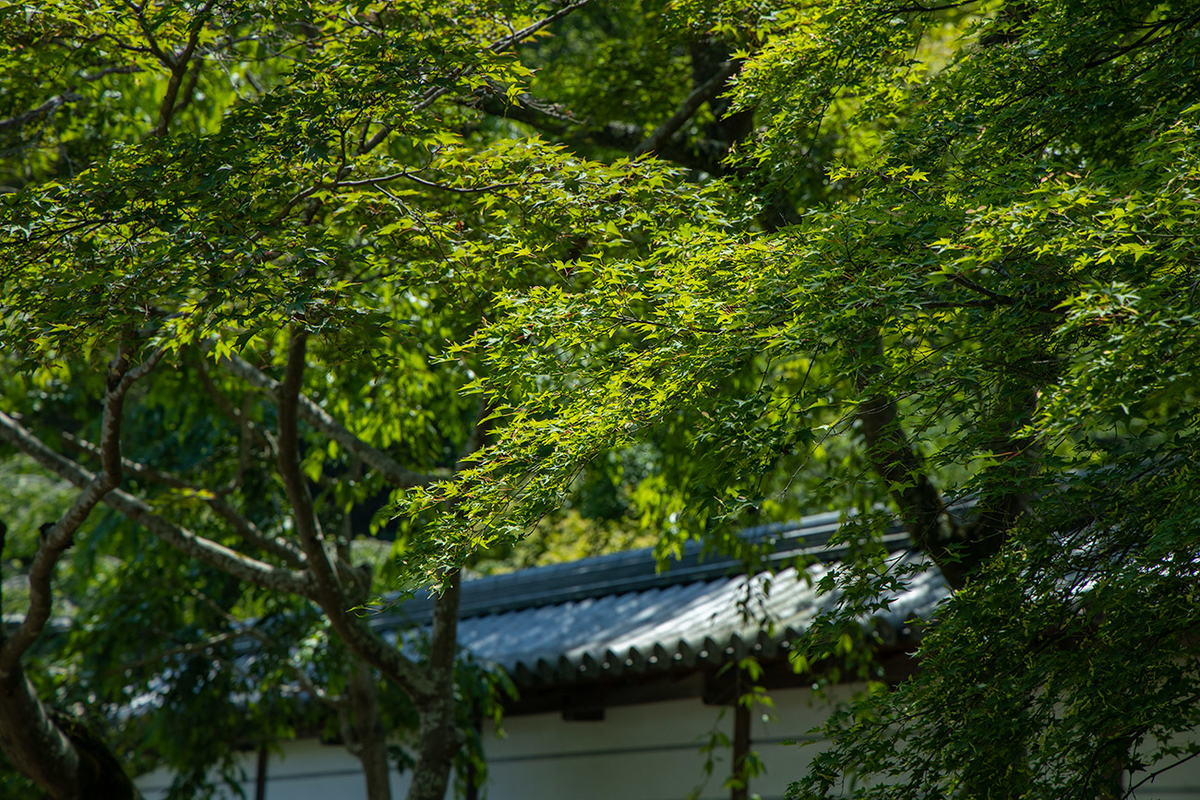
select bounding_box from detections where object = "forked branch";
[0,344,163,672]
[275,329,435,700]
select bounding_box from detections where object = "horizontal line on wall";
[490,736,824,765]
[140,736,829,791]
[140,766,367,791]
[1137,789,1200,795]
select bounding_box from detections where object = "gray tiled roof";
[381,512,948,688]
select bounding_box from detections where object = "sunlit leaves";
[371,2,1200,798]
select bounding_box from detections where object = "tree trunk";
[349,661,393,800]
[406,570,463,800]
[0,666,134,800]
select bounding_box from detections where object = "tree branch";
[220,349,437,489]
[0,93,85,133]
[0,342,163,800]
[337,170,519,194]
[275,329,435,700]
[168,56,205,118]
[277,330,338,586]
[467,90,729,174]
[408,568,463,800]
[152,0,216,136]
[123,0,171,66]
[359,0,597,154]
[0,410,317,598]
[948,273,1017,305]
[60,432,307,569]
[879,1,976,15]
[854,335,965,588]
[632,60,742,158]
[0,344,162,673]
[0,663,84,799]
[192,351,280,456]
[77,65,143,81]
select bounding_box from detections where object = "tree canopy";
[3,0,1200,798]
[0,0,702,797]
[409,1,1200,797]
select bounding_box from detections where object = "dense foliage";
[0,0,711,797]
[407,1,1200,798]
[3,0,1200,798]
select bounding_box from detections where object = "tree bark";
[854,335,965,585]
[0,666,82,800]
[349,662,393,800]
[0,344,155,799]
[855,329,1046,589]
[277,330,473,800]
[856,389,967,585]
[276,328,436,698]
[0,665,135,799]
[406,570,463,800]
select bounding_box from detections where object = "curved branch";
[276,329,435,699]
[0,409,317,598]
[221,349,437,489]
[277,330,336,586]
[0,343,163,800]
[632,59,742,158]
[0,344,163,672]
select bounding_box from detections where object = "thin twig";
[359,0,596,154]
[0,94,84,133]
[337,171,519,194]
[60,432,307,568]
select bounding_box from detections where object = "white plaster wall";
[135,687,838,800]
[747,686,841,799]
[480,688,843,800]
[135,686,1200,800]
[255,738,415,798]
[136,739,417,799]
[483,695,730,800]
[1130,733,1200,799]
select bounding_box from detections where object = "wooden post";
[255,744,268,800]
[731,676,750,800]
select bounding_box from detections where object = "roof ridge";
[370,511,908,629]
